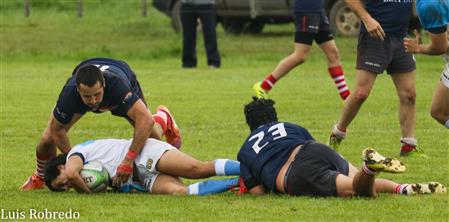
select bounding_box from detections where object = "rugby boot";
[401,182,446,195]
[252,82,270,99]
[362,148,405,173]
[157,105,182,149]
[19,174,45,190]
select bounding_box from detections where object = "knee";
[430,106,446,123]
[185,163,211,179]
[399,89,416,104]
[353,89,370,103]
[291,52,307,65]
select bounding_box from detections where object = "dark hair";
[44,154,68,192]
[244,97,278,131]
[75,64,104,87]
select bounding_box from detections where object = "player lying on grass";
[237,98,446,197]
[44,138,240,195]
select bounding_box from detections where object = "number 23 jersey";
[237,121,315,192]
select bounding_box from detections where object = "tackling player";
[404,0,449,129]
[252,0,351,100]
[21,58,182,190]
[44,138,240,195]
[237,98,446,197]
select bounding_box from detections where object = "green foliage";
[1,2,448,222]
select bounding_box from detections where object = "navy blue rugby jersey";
[294,0,324,13]
[237,122,315,192]
[53,58,142,124]
[361,0,412,36]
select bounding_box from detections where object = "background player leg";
[254,43,312,98]
[329,69,377,149]
[319,40,350,100]
[390,71,421,156]
[430,81,449,128]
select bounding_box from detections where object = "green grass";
[1,1,448,221]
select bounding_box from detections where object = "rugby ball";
[80,161,109,193]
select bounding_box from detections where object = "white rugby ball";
[80,161,109,193]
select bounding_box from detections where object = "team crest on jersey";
[146,159,153,170]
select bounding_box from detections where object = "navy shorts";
[356,33,416,74]
[285,142,349,197]
[294,11,333,45]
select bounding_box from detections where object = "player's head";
[244,97,278,131]
[75,64,105,110]
[44,154,71,192]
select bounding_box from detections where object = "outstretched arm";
[404,30,448,55]
[65,155,91,193]
[345,0,385,40]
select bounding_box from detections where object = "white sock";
[400,137,417,146]
[332,124,346,139]
[445,120,449,129]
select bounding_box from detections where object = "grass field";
[1,1,448,221]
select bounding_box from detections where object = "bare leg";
[390,71,416,138]
[374,178,399,193]
[337,69,377,130]
[156,149,215,179]
[151,174,187,195]
[271,43,312,80]
[318,40,341,67]
[430,81,449,126]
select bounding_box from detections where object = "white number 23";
[248,123,287,154]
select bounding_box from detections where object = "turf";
[1,1,448,221]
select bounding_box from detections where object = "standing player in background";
[20,58,182,190]
[329,0,425,157]
[45,138,240,195]
[252,0,351,100]
[238,98,446,197]
[404,0,449,129]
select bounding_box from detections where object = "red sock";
[153,114,167,135]
[35,150,56,179]
[328,66,351,100]
[260,74,277,91]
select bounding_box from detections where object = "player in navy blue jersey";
[20,58,182,190]
[329,0,424,157]
[404,0,449,130]
[252,0,351,101]
[237,98,446,197]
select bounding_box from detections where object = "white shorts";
[442,63,449,88]
[134,139,176,192]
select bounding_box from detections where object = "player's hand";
[404,29,422,53]
[113,159,133,187]
[362,16,385,41]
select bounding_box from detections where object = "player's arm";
[404,30,448,55]
[113,99,153,186]
[345,0,385,40]
[50,113,83,154]
[65,155,91,193]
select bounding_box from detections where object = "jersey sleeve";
[418,2,449,34]
[53,85,86,125]
[67,140,95,163]
[108,78,140,116]
[240,163,261,190]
